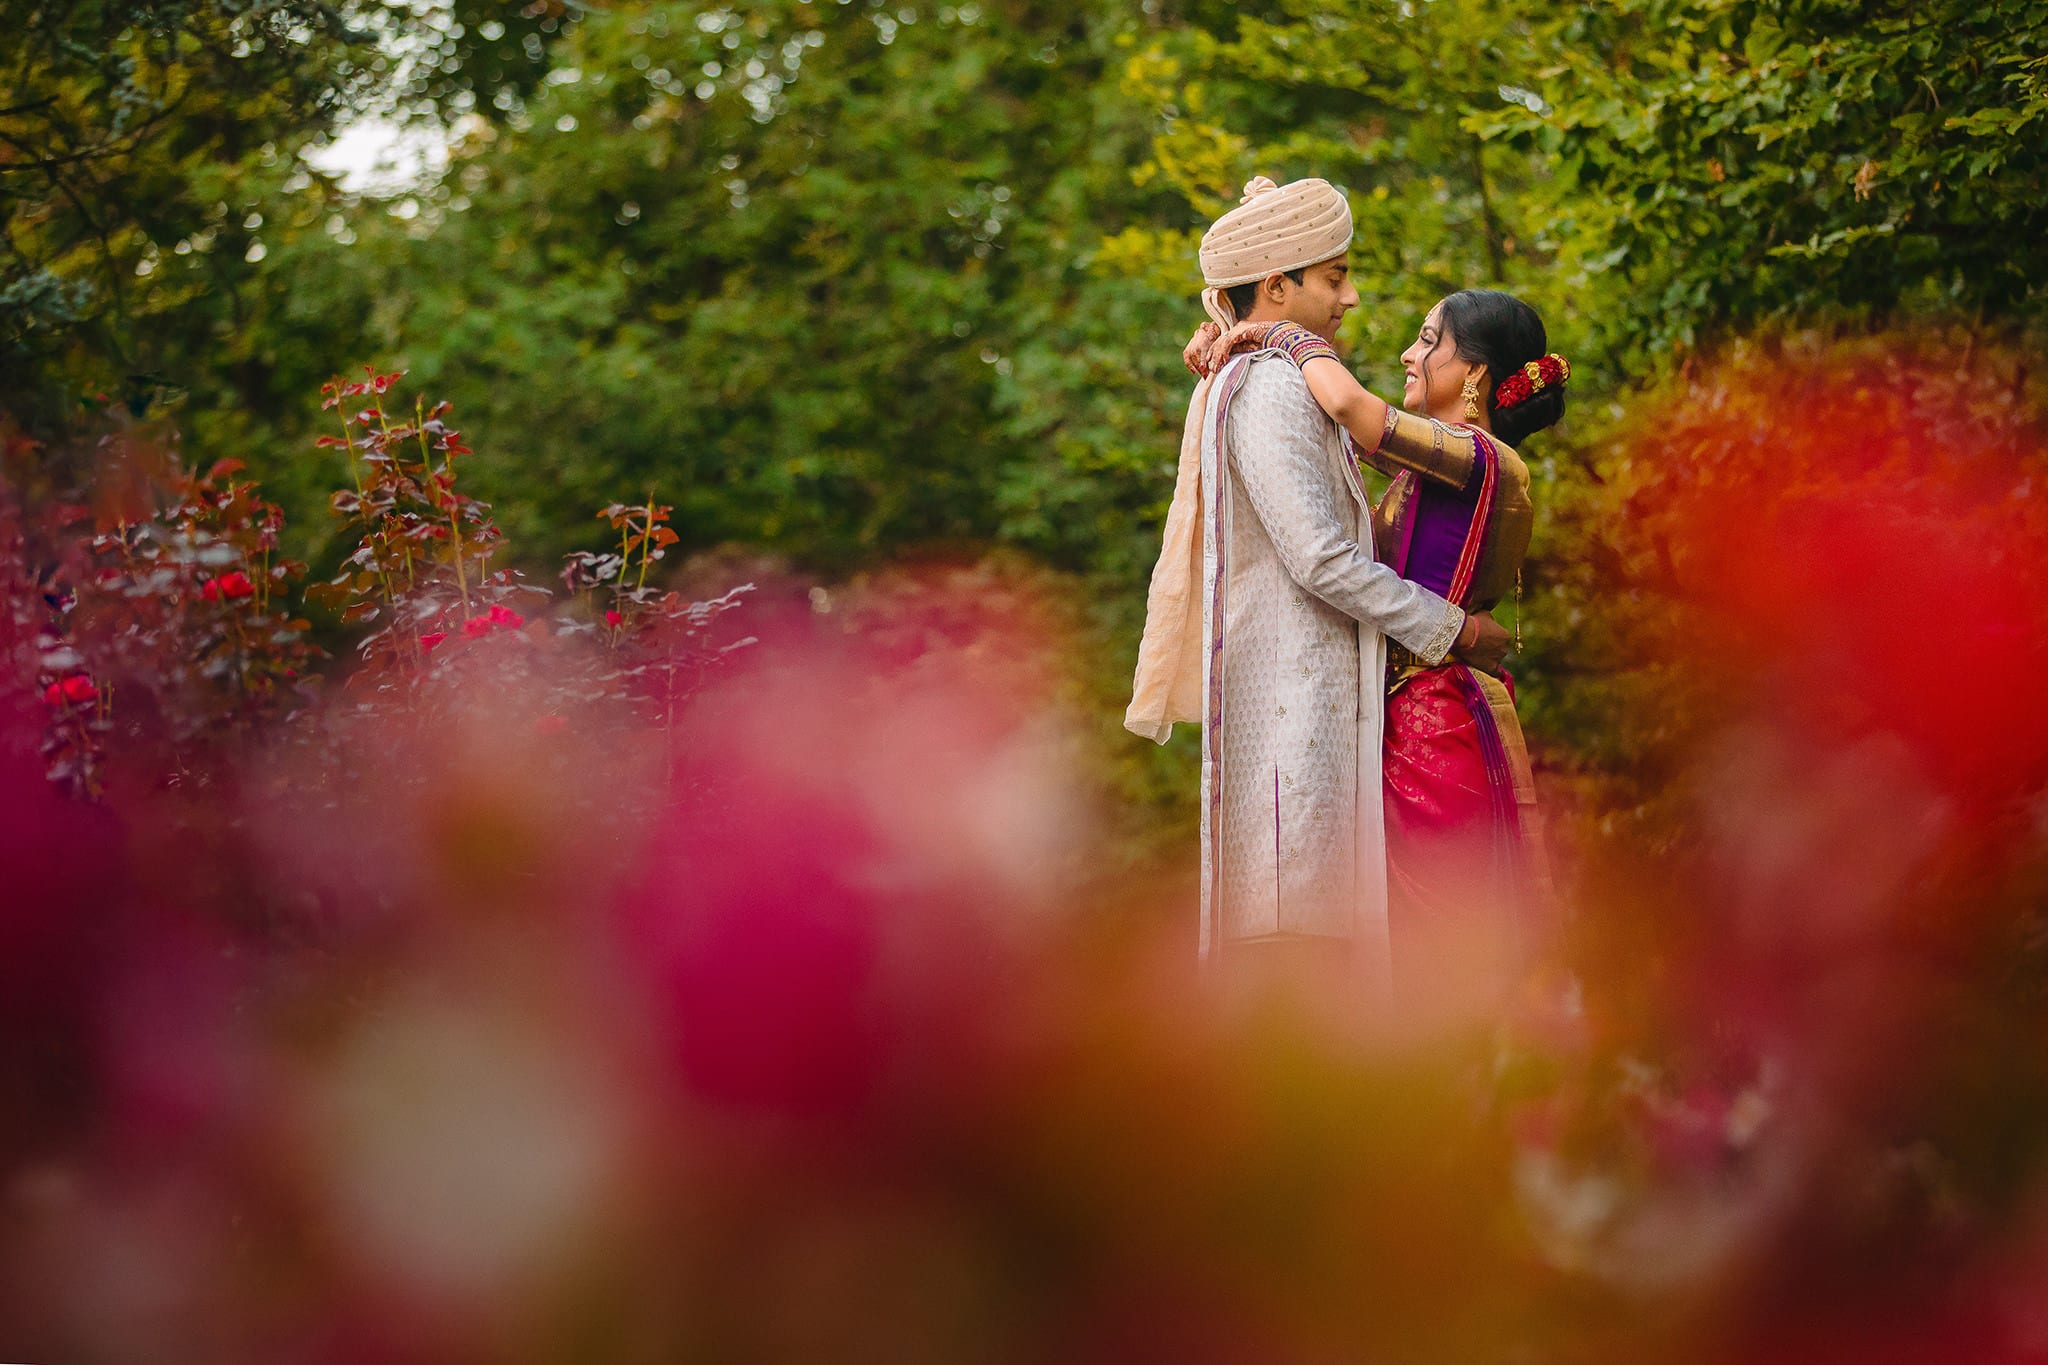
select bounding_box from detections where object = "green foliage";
[280,0,1182,573]
[1478,0,2048,369]
[0,0,578,428]
[1116,0,1562,401]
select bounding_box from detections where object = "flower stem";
[635,492,655,593]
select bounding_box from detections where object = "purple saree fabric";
[1386,457,1483,599]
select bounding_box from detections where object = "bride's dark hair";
[1437,288,1566,448]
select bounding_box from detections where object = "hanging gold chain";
[1515,569,1524,653]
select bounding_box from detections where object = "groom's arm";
[1227,359,1465,663]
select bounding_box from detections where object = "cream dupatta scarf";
[1123,375,1215,744]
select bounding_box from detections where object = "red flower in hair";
[1492,353,1571,411]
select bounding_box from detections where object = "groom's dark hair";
[1222,267,1305,323]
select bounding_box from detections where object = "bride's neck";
[1427,399,1492,433]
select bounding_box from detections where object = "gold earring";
[1462,374,1482,420]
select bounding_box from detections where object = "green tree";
[259,0,1193,571]
[1478,0,2048,368]
[0,0,581,433]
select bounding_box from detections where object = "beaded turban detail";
[1198,176,1354,330]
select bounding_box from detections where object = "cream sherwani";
[1196,351,1463,968]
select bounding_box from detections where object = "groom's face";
[1274,254,1359,342]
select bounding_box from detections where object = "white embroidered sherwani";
[1198,352,1463,968]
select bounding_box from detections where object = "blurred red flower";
[200,571,255,603]
[43,675,98,706]
[418,632,448,652]
[487,603,524,630]
[462,616,492,639]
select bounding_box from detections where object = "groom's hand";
[1453,610,1511,673]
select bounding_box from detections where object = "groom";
[1127,176,1506,981]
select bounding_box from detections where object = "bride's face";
[1399,304,1466,416]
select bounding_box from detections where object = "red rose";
[44,675,98,706]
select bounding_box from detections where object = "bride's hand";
[1204,320,1273,375]
[1182,321,1222,378]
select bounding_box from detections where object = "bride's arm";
[1297,356,1391,462]
[1198,320,1384,435]
[1208,321,1482,493]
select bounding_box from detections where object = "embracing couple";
[1126,176,1565,1001]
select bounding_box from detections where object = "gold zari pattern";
[1362,409,1536,614]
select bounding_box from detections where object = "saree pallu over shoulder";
[1358,413,1535,613]
[1365,406,1483,492]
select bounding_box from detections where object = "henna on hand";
[1206,321,1272,374]
[1183,321,1222,378]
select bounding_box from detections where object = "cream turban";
[1197,176,1354,330]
